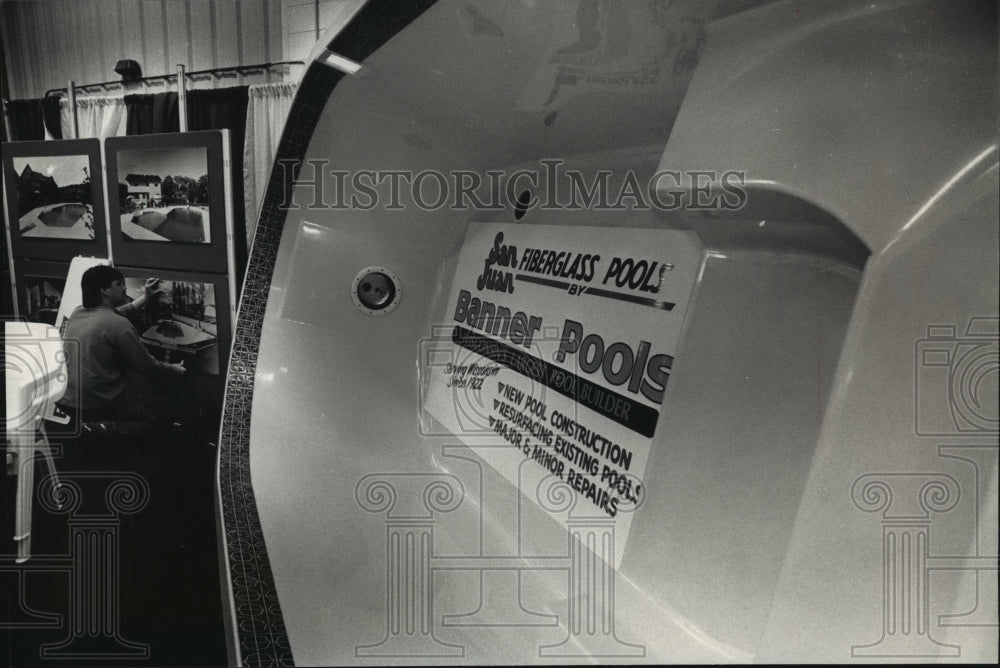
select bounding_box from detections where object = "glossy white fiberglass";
[244,0,997,663]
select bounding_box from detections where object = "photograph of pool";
[12,154,95,239]
[122,205,209,242]
[116,146,212,243]
[125,277,220,375]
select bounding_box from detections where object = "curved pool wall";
[38,203,88,226]
[216,0,999,664]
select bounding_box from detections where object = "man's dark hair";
[81,265,124,307]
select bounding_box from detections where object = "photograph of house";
[116,146,211,243]
[123,173,162,207]
[13,155,95,239]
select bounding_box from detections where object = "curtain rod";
[44,60,305,97]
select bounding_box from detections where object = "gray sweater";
[61,302,173,410]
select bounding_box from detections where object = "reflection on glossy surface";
[224,0,999,664]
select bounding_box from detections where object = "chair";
[4,321,65,563]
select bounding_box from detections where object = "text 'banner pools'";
[421,223,701,560]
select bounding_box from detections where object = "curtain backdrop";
[187,86,251,277]
[243,82,297,242]
[62,95,127,138]
[5,98,45,140]
[43,96,63,139]
[7,83,282,268]
[125,92,180,134]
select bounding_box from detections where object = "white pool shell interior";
[218,0,999,664]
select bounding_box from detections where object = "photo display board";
[13,258,71,326]
[116,265,232,377]
[105,131,232,272]
[421,223,702,561]
[2,139,108,261]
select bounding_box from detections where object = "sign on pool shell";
[422,222,701,560]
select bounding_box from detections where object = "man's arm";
[116,300,140,318]
[116,320,186,377]
[116,278,164,318]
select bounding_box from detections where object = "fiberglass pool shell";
[216,0,999,665]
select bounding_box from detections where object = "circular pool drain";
[351,266,401,316]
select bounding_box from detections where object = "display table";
[4,321,65,563]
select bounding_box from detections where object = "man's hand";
[144,278,165,303]
[123,278,164,313]
[166,361,187,376]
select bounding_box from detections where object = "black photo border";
[106,131,232,273]
[12,257,71,324]
[115,265,233,380]
[2,138,109,262]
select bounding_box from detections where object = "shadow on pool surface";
[131,207,206,242]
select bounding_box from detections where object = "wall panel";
[267,0,283,65]
[62,1,88,86]
[212,1,239,71]
[30,2,51,93]
[100,0,124,64]
[0,0,300,100]
[2,3,30,94]
[118,0,146,85]
[187,0,215,71]
[140,0,167,79]
[318,0,356,33]
[81,1,106,86]
[90,1,110,82]
[165,0,189,73]
[285,2,315,34]
[241,0,266,65]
